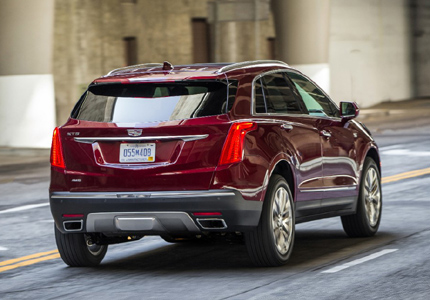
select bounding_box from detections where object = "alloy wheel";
[271,187,293,255]
[364,167,381,227]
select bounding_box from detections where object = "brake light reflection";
[192,212,222,216]
[62,214,84,218]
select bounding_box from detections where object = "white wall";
[0,0,56,148]
[329,0,412,108]
[0,75,56,148]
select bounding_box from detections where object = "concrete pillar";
[0,0,56,148]
[271,0,331,92]
[210,0,273,62]
[411,0,430,97]
[329,0,411,107]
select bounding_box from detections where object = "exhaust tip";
[63,220,83,232]
[196,218,227,230]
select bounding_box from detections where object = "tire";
[55,225,108,267]
[342,157,382,237]
[245,175,295,267]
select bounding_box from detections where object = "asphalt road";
[1,124,430,299]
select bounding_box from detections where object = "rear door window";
[254,73,307,114]
[73,81,237,123]
[254,78,267,113]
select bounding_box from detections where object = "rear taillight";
[50,127,65,168]
[219,122,257,165]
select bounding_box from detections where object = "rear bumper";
[50,190,263,235]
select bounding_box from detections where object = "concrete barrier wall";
[0,75,56,148]
[329,0,412,108]
[0,0,55,148]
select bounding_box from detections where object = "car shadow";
[93,229,395,272]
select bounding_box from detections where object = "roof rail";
[107,63,163,75]
[216,60,289,73]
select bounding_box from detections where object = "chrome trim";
[321,130,332,137]
[300,186,357,193]
[217,60,289,73]
[74,134,208,144]
[127,129,143,137]
[115,217,156,231]
[196,218,228,230]
[86,212,200,233]
[281,123,293,130]
[51,190,237,199]
[63,220,83,232]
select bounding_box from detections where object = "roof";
[94,60,290,84]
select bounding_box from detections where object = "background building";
[0,0,429,148]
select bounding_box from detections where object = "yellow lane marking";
[0,249,59,273]
[382,167,430,184]
[0,253,60,273]
[0,249,58,267]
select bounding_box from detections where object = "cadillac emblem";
[127,129,143,137]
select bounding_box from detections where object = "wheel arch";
[356,144,381,189]
[364,146,381,174]
[269,159,296,202]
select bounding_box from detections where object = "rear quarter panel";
[211,116,323,203]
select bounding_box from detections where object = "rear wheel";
[342,157,382,237]
[245,175,295,267]
[55,225,108,267]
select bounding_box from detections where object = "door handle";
[320,130,331,137]
[281,124,293,131]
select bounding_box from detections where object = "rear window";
[72,81,237,123]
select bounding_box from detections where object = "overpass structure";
[0,0,428,148]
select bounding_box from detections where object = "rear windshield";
[72,81,237,123]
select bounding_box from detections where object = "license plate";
[119,143,155,163]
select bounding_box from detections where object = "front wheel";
[55,225,108,267]
[245,175,295,267]
[342,157,382,237]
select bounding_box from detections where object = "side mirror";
[340,101,359,120]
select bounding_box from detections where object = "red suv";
[50,60,382,267]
